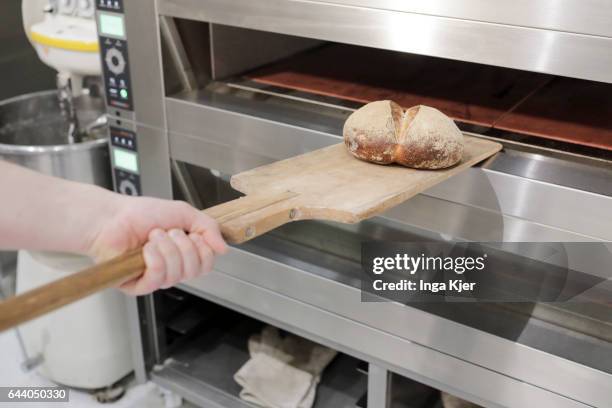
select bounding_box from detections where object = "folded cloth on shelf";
[234,326,337,408]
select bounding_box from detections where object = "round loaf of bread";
[343,101,464,169]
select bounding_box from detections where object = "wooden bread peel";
[0,137,501,331]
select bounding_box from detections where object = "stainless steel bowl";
[0,90,111,188]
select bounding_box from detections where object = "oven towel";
[234,326,337,408]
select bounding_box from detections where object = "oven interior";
[164,21,612,160]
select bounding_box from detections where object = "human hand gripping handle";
[89,196,229,296]
[0,191,299,332]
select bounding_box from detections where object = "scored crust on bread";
[343,100,464,169]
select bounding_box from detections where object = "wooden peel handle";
[0,248,145,332]
[0,192,298,332]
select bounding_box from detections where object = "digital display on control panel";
[110,127,140,195]
[112,148,139,173]
[98,13,125,38]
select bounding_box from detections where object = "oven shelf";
[151,313,367,408]
[244,44,612,153]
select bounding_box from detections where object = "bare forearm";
[0,160,227,295]
[0,160,119,254]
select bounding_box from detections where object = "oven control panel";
[110,127,141,196]
[96,0,132,111]
[96,0,141,196]
[100,37,133,110]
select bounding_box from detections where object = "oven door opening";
[162,21,612,161]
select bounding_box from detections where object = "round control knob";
[77,0,95,18]
[58,0,77,15]
[118,179,138,196]
[105,48,126,76]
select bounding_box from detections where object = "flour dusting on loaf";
[343,101,464,169]
[343,100,399,164]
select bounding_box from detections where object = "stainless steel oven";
[94,1,612,407]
